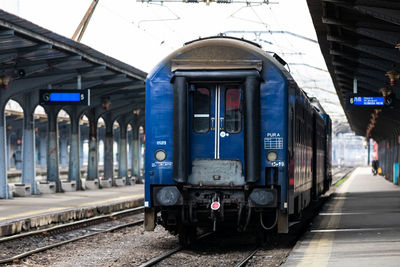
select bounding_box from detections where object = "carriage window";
[225,88,242,133]
[193,87,210,133]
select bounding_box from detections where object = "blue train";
[144,36,332,244]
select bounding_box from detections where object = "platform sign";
[39,89,90,106]
[352,96,384,106]
[346,93,389,110]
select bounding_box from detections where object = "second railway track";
[0,206,144,264]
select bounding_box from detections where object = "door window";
[193,87,210,133]
[225,88,242,133]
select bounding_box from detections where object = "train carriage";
[144,36,331,244]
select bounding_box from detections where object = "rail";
[0,206,144,264]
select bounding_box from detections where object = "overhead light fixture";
[0,76,12,89]
[101,96,111,111]
[385,70,399,86]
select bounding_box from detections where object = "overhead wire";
[227,3,269,27]
[266,6,308,86]
[98,1,176,49]
[137,3,181,29]
[266,5,343,117]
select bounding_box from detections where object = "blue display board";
[345,93,390,110]
[352,96,384,106]
[39,89,90,106]
[49,92,82,102]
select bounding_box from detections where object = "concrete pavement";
[0,185,144,236]
[283,167,400,267]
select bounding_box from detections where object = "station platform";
[283,167,400,266]
[0,185,144,237]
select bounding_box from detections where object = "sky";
[0,0,346,122]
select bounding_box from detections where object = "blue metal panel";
[219,86,245,165]
[145,64,175,207]
[189,85,216,163]
[259,65,288,208]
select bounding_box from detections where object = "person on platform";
[372,159,379,176]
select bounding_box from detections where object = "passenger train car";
[144,36,332,244]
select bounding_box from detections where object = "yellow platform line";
[295,168,359,267]
[0,193,144,222]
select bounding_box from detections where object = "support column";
[15,132,22,170]
[87,109,98,181]
[132,124,139,178]
[59,128,68,169]
[68,110,82,190]
[118,120,128,179]
[6,130,10,170]
[139,123,145,178]
[22,93,38,194]
[0,101,11,199]
[46,107,61,192]
[80,132,84,169]
[128,126,133,177]
[39,131,47,170]
[104,115,114,180]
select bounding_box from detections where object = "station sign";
[345,93,390,110]
[39,89,90,106]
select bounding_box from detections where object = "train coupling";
[210,193,221,231]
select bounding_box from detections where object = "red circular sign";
[211,201,220,210]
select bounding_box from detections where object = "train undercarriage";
[146,185,286,245]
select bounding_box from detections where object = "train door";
[189,84,245,185]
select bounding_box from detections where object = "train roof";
[147,36,293,82]
[184,35,262,49]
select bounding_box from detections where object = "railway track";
[332,167,355,185]
[0,169,355,266]
[139,242,262,267]
[138,245,183,267]
[0,206,144,264]
[235,247,260,267]
[137,168,356,267]
[138,232,215,267]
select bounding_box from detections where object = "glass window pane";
[193,87,210,133]
[225,88,242,133]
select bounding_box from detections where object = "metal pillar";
[139,124,145,177]
[132,124,139,177]
[104,115,114,180]
[15,133,22,170]
[353,78,358,94]
[22,93,39,194]
[80,133,84,169]
[118,120,128,178]
[59,128,68,169]
[68,110,82,189]
[6,130,11,170]
[128,125,133,176]
[87,109,98,180]
[46,107,61,192]
[0,100,11,199]
[39,131,47,170]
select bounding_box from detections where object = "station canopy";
[0,9,146,118]
[307,0,400,141]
